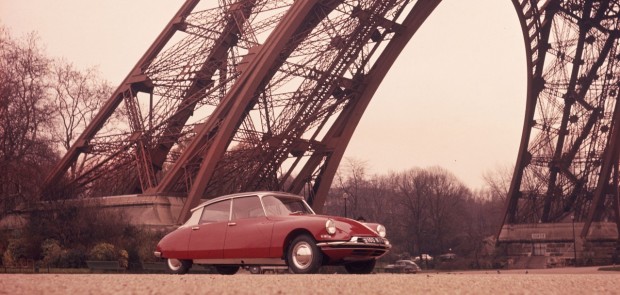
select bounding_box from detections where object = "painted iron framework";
[503,0,620,240]
[43,0,441,223]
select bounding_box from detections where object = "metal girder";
[42,0,201,195]
[502,0,620,240]
[146,0,259,179]
[289,0,443,212]
[42,0,295,197]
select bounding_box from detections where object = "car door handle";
[191,226,200,231]
[228,222,237,226]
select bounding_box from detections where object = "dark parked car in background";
[385,260,422,273]
[155,191,391,274]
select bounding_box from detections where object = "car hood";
[268,214,382,237]
[328,216,384,237]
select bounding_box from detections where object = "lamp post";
[343,192,348,218]
[571,215,577,266]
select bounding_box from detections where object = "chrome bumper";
[317,236,391,249]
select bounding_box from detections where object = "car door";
[187,199,231,259]
[223,196,274,259]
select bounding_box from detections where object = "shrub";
[41,239,63,267]
[0,231,8,266]
[61,248,87,268]
[137,230,166,263]
[121,227,167,265]
[88,243,117,261]
[118,249,129,268]
[2,238,28,267]
[40,240,87,268]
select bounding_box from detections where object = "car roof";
[190,191,304,213]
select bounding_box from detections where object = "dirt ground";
[0,266,618,295]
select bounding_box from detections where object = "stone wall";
[499,222,619,267]
[0,195,188,230]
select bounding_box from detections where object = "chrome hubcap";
[292,241,313,270]
[167,258,181,271]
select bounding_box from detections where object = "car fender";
[156,226,191,259]
[267,215,380,257]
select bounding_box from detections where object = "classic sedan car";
[154,191,391,274]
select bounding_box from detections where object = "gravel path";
[1,267,619,295]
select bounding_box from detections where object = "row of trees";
[324,159,511,268]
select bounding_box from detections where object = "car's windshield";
[262,195,314,216]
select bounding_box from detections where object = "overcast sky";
[0,0,526,189]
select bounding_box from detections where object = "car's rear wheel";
[287,234,322,274]
[344,259,376,274]
[215,265,240,275]
[167,258,192,274]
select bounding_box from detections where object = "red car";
[154,191,391,274]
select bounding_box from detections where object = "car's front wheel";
[287,234,322,274]
[167,258,192,274]
[249,266,261,274]
[215,265,240,275]
[344,259,376,274]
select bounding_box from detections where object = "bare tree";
[479,164,517,231]
[334,157,369,218]
[387,167,472,259]
[48,60,113,181]
[49,60,111,153]
[482,164,513,203]
[0,27,57,217]
[390,168,429,256]
[424,167,470,253]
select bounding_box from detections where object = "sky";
[0,0,526,189]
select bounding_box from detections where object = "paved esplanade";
[0,268,618,295]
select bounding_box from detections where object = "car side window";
[262,196,290,216]
[231,196,265,220]
[200,200,231,224]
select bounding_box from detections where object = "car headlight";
[376,225,386,238]
[326,219,336,235]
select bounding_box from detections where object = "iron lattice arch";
[44,0,620,235]
[504,0,620,238]
[43,0,441,222]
